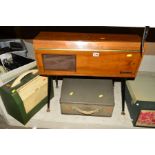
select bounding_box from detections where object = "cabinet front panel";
[35,50,141,78]
[76,52,141,77]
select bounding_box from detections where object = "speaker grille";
[43,54,76,71]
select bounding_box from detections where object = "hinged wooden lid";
[33,32,141,51]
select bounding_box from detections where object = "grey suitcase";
[60,78,115,117]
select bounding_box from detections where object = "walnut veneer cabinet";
[33,27,149,114]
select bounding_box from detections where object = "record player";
[0,69,54,125]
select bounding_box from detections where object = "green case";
[0,70,54,125]
[125,72,155,127]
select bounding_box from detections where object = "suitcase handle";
[73,107,100,115]
[11,69,38,88]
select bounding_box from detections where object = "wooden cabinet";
[33,32,142,78]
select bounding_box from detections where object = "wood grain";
[35,50,141,78]
[33,32,141,51]
[34,32,140,41]
[33,32,142,78]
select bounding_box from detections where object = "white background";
[0,0,155,26]
[0,1,155,155]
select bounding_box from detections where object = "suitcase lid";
[126,71,155,103]
[60,78,114,106]
[0,69,38,93]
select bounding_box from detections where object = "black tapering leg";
[112,79,115,87]
[55,76,58,88]
[121,79,126,115]
[47,76,52,112]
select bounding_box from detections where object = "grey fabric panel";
[60,78,114,106]
[43,54,76,71]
